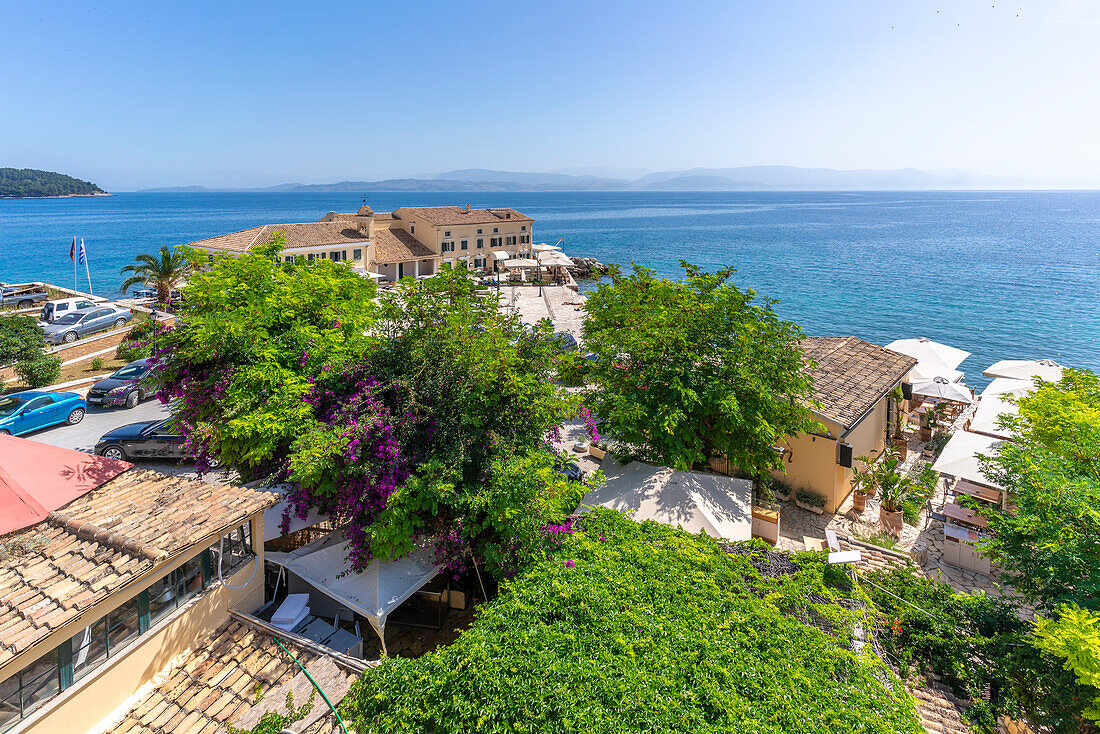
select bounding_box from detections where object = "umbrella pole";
[469,550,490,601]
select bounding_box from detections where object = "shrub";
[115,317,162,362]
[15,354,61,388]
[90,356,105,370]
[0,315,46,367]
[340,509,922,734]
[795,487,826,508]
[902,465,939,525]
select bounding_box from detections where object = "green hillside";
[0,168,107,198]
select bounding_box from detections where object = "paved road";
[27,398,170,452]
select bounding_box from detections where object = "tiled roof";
[0,469,277,668]
[394,206,532,227]
[106,614,361,734]
[836,535,919,575]
[800,336,917,429]
[372,228,435,263]
[186,223,369,253]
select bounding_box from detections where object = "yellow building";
[0,439,358,734]
[774,336,916,513]
[186,203,534,281]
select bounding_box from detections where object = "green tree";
[582,262,817,473]
[119,245,193,304]
[1032,605,1100,724]
[0,315,47,367]
[977,369,1100,611]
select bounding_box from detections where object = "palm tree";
[120,246,191,304]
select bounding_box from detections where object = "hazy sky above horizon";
[3,0,1099,190]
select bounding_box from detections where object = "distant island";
[0,168,109,198]
[138,165,1020,193]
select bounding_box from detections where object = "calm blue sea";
[1,191,1098,384]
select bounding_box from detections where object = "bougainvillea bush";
[340,509,922,734]
[153,245,582,575]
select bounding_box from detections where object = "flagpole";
[72,236,77,292]
[82,238,93,295]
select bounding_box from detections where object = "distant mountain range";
[138,166,1018,193]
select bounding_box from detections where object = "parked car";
[42,306,133,344]
[39,297,98,323]
[0,391,86,435]
[132,287,183,302]
[0,283,49,309]
[95,418,214,464]
[86,358,155,408]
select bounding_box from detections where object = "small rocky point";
[568,257,610,277]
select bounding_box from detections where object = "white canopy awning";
[261,484,328,541]
[491,251,510,261]
[503,258,539,268]
[912,376,973,404]
[531,243,561,252]
[983,359,1063,382]
[931,431,1004,489]
[969,392,1018,439]
[579,457,752,541]
[266,529,440,655]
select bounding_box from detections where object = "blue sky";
[2,0,1098,190]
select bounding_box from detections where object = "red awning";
[0,435,131,536]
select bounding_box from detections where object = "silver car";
[43,306,133,344]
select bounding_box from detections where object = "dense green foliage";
[15,354,61,388]
[153,249,580,575]
[120,245,192,303]
[864,568,1092,732]
[977,369,1100,611]
[582,262,816,474]
[115,316,166,361]
[1032,605,1100,722]
[0,167,106,197]
[341,509,921,734]
[0,315,47,367]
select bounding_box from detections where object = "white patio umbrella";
[886,337,970,382]
[531,243,561,252]
[980,377,1032,399]
[502,258,539,268]
[912,376,973,403]
[969,392,1018,439]
[537,250,573,267]
[982,359,1063,382]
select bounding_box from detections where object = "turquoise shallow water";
[1,191,1097,385]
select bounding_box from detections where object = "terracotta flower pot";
[852,491,866,512]
[892,437,908,460]
[880,506,904,535]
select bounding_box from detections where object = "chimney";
[465,203,471,213]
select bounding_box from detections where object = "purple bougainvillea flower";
[564,559,575,568]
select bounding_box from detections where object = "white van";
[40,297,99,323]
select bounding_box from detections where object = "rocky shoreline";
[567,256,611,278]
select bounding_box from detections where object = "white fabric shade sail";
[579,457,753,541]
[886,337,970,382]
[912,376,973,404]
[266,529,440,655]
[931,431,1005,489]
[502,258,539,268]
[983,359,1063,382]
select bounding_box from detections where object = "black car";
[95,418,207,463]
[86,358,155,408]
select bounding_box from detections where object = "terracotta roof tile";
[0,469,276,668]
[105,616,361,734]
[186,222,368,253]
[800,336,917,429]
[372,228,435,263]
[394,206,532,227]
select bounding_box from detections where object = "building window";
[210,523,254,576]
[307,253,314,261]
[493,227,499,233]
[444,230,451,237]
[477,238,484,249]
[70,595,140,682]
[353,248,363,260]
[410,224,415,234]
[442,241,455,253]
[0,648,59,729]
[460,240,468,251]
[331,251,344,261]
[477,228,483,235]
[521,225,526,231]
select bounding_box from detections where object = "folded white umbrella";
[982,359,1063,382]
[886,337,971,370]
[912,376,973,404]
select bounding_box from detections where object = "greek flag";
[78,238,87,265]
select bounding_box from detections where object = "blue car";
[0,391,86,436]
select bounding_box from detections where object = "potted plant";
[849,466,874,513]
[773,480,792,502]
[877,462,913,536]
[890,385,908,459]
[794,488,826,515]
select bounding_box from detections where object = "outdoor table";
[952,479,1002,506]
[943,502,989,530]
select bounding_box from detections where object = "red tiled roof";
[393,206,532,227]
[800,336,917,429]
[186,223,369,253]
